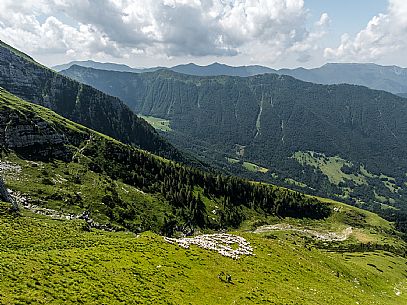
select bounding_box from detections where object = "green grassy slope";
[139,115,172,132]
[0,202,406,305]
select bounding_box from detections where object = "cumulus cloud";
[289,13,330,62]
[0,0,329,64]
[0,0,125,58]
[324,0,407,62]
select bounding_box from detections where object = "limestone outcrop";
[0,107,69,159]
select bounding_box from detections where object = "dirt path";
[254,224,353,242]
[71,135,93,162]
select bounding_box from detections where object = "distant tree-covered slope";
[167,62,407,94]
[0,41,182,161]
[169,62,407,95]
[61,65,407,229]
[61,66,407,175]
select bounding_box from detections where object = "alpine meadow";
[1,1,407,304]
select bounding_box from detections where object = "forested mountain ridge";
[62,65,407,175]
[61,65,407,231]
[0,87,330,232]
[0,41,182,161]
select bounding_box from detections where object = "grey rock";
[0,107,70,159]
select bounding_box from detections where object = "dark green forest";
[61,66,407,232]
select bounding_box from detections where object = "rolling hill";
[61,65,407,232]
[1,200,406,304]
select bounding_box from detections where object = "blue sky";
[305,0,388,33]
[0,0,405,68]
[306,0,387,36]
[303,0,389,62]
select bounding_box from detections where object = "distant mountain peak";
[52,60,136,72]
[209,62,225,66]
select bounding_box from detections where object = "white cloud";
[288,12,330,62]
[0,0,329,64]
[324,0,407,62]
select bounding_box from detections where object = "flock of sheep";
[164,233,254,259]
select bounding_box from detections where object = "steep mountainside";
[0,41,181,160]
[61,66,407,230]
[0,87,330,232]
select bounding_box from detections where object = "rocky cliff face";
[0,107,69,160]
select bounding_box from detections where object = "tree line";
[82,137,331,234]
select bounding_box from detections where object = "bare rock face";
[0,108,70,160]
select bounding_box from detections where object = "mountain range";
[1,41,407,305]
[53,60,162,73]
[55,60,407,95]
[61,64,407,230]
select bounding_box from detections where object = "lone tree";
[0,176,18,211]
